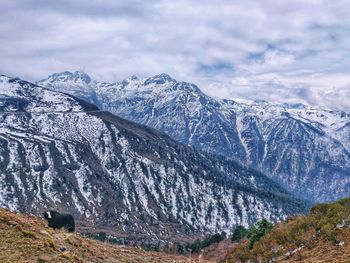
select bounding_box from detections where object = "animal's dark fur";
[42,210,75,232]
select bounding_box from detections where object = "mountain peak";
[0,75,92,112]
[121,75,139,86]
[46,70,91,84]
[73,70,91,83]
[144,73,176,85]
[128,75,139,81]
[282,102,306,109]
[0,74,10,82]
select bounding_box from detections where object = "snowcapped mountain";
[38,71,350,203]
[0,74,306,244]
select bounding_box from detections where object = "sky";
[1,0,350,111]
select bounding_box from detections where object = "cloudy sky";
[1,0,350,111]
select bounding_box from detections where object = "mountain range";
[37,71,350,203]
[0,74,306,245]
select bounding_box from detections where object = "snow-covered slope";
[0,74,306,244]
[38,71,350,202]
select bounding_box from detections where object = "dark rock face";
[38,71,350,203]
[0,75,306,244]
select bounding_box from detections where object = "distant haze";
[1,0,350,111]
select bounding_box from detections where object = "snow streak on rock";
[0,74,306,243]
[38,71,350,202]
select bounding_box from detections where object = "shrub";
[186,232,226,252]
[247,219,273,249]
[231,225,248,242]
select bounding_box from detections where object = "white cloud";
[203,73,350,111]
[0,0,350,111]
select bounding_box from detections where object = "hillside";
[0,208,204,263]
[37,71,350,203]
[0,74,307,245]
[192,239,236,262]
[226,197,350,263]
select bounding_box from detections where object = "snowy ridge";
[38,71,350,202]
[0,74,306,244]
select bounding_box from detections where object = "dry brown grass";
[279,228,350,263]
[192,239,236,262]
[0,208,213,263]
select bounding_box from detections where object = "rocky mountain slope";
[38,71,350,202]
[0,74,306,245]
[0,208,197,263]
[226,197,350,263]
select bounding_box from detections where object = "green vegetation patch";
[226,198,350,262]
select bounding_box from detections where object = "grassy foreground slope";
[226,198,350,263]
[0,208,205,263]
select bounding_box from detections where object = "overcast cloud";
[1,0,350,111]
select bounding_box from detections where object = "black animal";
[42,210,75,232]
